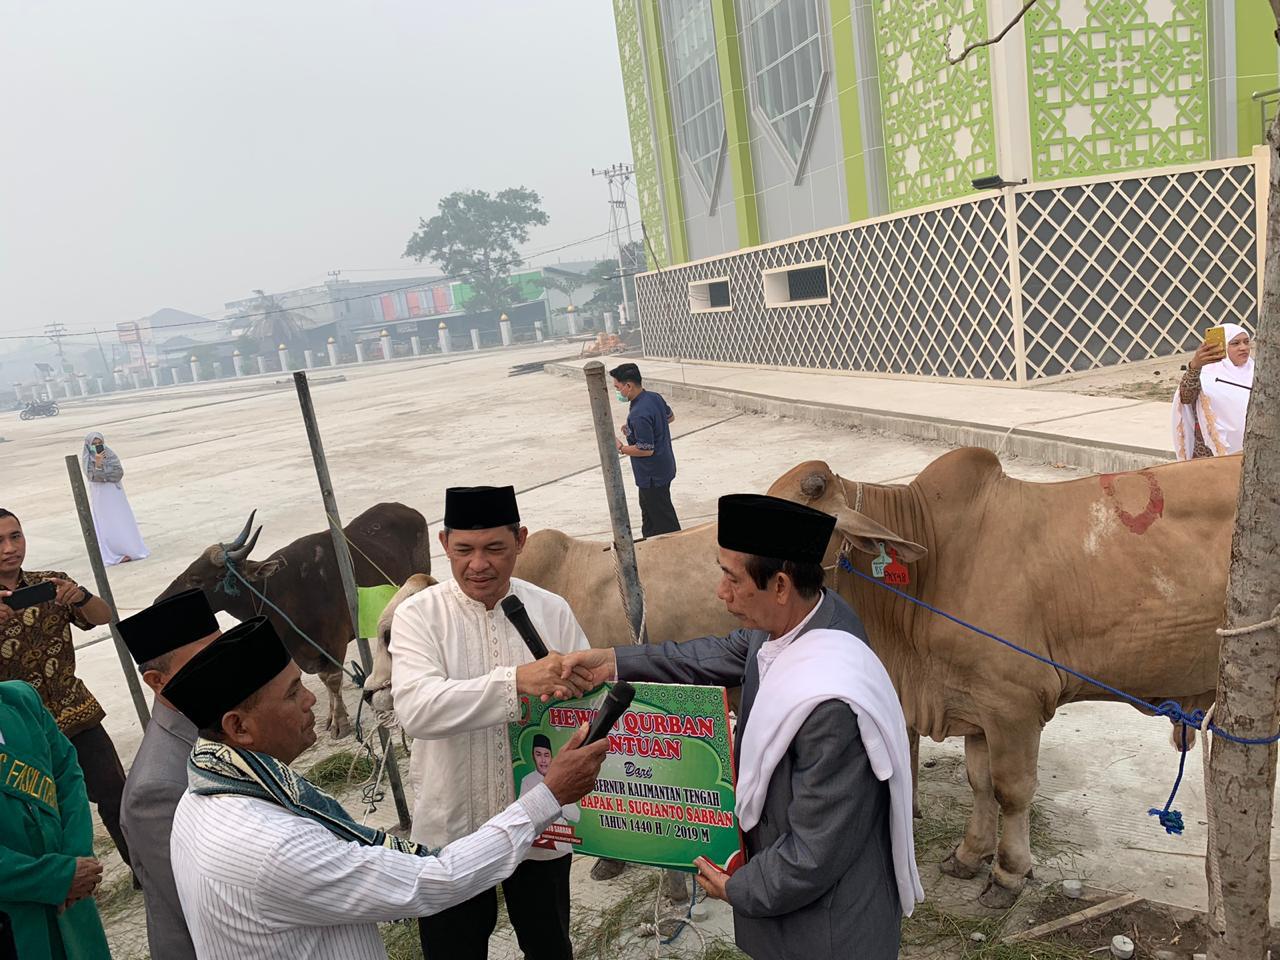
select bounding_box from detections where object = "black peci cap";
[717,494,836,564]
[443,486,520,530]
[118,589,219,665]
[162,616,291,729]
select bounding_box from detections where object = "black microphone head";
[584,679,638,744]
[501,593,548,659]
[609,680,636,708]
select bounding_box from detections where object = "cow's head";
[155,511,288,607]
[363,573,437,714]
[767,460,927,565]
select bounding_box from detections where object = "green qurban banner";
[509,682,742,873]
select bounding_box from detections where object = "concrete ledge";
[544,361,1171,475]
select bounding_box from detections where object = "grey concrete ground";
[2,342,1272,956]
[546,354,1181,473]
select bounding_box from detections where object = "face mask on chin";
[615,391,629,403]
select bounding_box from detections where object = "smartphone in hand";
[3,581,56,610]
[1204,325,1227,353]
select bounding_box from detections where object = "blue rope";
[660,875,700,946]
[1149,723,1190,835]
[836,553,1280,835]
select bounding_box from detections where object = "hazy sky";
[0,1,634,341]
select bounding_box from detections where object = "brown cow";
[767,448,1232,907]
[513,525,736,647]
[158,502,432,739]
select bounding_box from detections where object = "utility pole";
[45,322,68,372]
[92,329,112,389]
[592,163,637,326]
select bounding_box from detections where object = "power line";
[0,228,618,342]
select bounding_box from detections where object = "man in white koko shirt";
[390,485,595,960]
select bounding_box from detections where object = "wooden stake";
[1004,893,1143,944]
[294,372,412,832]
[64,455,151,728]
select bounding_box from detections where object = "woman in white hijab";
[82,431,150,565]
[1171,323,1254,460]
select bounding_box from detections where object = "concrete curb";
[543,362,1172,475]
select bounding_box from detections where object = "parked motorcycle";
[19,399,59,420]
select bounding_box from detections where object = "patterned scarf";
[188,738,435,856]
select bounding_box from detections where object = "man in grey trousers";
[561,494,920,960]
[119,589,221,960]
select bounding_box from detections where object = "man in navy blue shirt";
[611,363,680,539]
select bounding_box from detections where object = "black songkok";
[443,486,520,530]
[118,588,219,665]
[163,616,291,729]
[717,494,836,564]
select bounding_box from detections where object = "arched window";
[743,0,827,173]
[662,0,727,203]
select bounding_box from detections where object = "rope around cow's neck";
[835,551,1280,837]
[217,547,363,686]
[324,511,401,589]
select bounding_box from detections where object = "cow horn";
[227,510,258,551]
[225,526,262,565]
[799,473,826,499]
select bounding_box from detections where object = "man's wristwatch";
[72,586,93,608]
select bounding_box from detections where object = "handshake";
[513,648,619,704]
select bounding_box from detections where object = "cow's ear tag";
[871,541,891,579]
[883,546,910,586]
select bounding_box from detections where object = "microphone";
[584,681,636,745]
[500,595,549,660]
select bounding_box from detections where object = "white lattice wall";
[636,154,1264,385]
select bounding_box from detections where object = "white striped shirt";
[169,783,562,959]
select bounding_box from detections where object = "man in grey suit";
[561,494,919,960]
[119,589,221,960]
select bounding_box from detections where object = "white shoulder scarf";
[736,628,923,916]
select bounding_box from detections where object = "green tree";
[236,290,313,354]
[584,241,644,315]
[403,187,549,314]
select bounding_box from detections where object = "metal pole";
[292,372,412,832]
[583,361,647,644]
[63,456,151,728]
[619,173,637,326]
[93,329,113,390]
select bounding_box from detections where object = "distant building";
[116,308,220,375]
[108,262,615,388]
[228,266,612,359]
